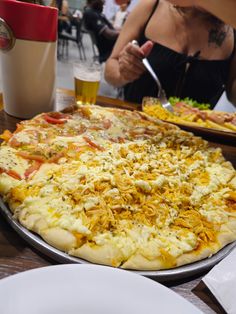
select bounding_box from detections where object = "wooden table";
[0,89,234,314]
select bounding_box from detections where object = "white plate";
[0,264,202,314]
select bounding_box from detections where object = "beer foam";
[74,68,101,82]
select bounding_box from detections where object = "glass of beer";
[74,63,101,106]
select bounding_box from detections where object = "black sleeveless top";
[124,1,235,108]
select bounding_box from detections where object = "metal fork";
[132,40,174,113]
[142,59,174,113]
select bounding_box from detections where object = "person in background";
[71,8,83,30]
[105,0,236,107]
[115,0,139,13]
[103,0,138,21]
[55,0,73,34]
[73,9,83,20]
[113,1,130,30]
[103,0,119,21]
[83,0,120,63]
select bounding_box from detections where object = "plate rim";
[0,263,202,314]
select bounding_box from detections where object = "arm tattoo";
[208,28,227,47]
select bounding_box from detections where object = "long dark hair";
[56,0,63,11]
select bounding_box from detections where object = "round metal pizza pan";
[1,198,236,283]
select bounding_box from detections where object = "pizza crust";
[0,174,19,194]
[70,243,124,267]
[176,246,216,268]
[176,229,236,268]
[229,175,236,189]
[122,222,236,270]
[219,219,236,239]
[121,254,167,271]
[224,218,236,234]
[41,228,77,252]
[19,212,48,233]
[122,245,216,271]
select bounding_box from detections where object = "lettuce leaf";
[169,97,211,110]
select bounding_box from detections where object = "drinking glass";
[73,63,101,106]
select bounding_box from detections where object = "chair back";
[81,19,99,60]
[75,20,83,43]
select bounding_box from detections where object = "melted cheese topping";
[1,104,236,268]
[0,146,28,176]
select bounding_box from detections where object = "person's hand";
[118,41,153,84]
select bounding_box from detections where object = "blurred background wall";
[68,0,85,9]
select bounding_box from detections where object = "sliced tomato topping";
[109,137,125,143]
[9,137,21,147]
[15,123,24,133]
[0,167,21,180]
[48,152,65,163]
[109,137,116,143]
[17,151,46,162]
[49,112,71,119]
[43,112,71,125]
[24,161,42,179]
[117,137,125,143]
[83,136,105,151]
[0,129,13,142]
[7,170,22,180]
[102,119,112,129]
[89,126,103,131]
[44,114,66,124]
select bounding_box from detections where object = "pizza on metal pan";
[0,105,235,270]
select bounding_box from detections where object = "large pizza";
[0,105,235,270]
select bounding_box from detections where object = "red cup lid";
[0,0,58,42]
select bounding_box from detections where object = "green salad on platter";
[169,97,211,110]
